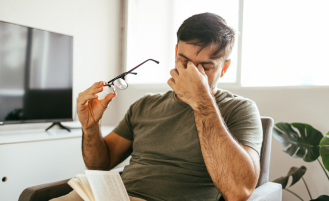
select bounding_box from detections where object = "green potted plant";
[272,122,329,201]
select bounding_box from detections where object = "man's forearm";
[82,124,111,170]
[193,94,258,200]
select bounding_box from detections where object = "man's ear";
[220,59,231,77]
[175,45,178,57]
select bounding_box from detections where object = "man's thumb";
[101,92,116,106]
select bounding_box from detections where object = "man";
[77,13,262,201]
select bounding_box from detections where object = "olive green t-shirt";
[113,90,262,201]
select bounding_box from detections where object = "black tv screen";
[0,21,73,124]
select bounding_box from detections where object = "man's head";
[175,13,235,92]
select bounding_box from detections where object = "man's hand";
[77,81,116,130]
[167,60,211,110]
[78,81,131,171]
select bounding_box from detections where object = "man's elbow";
[225,186,255,201]
[239,186,254,201]
[84,160,111,171]
[85,164,110,171]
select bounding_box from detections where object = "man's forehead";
[178,41,221,61]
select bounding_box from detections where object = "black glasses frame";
[105,59,159,88]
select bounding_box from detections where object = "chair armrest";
[247,182,282,201]
[19,179,72,201]
[18,168,123,201]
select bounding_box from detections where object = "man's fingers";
[186,61,199,74]
[78,93,98,106]
[96,81,106,87]
[187,61,197,70]
[167,78,176,91]
[86,81,106,94]
[91,81,103,90]
[77,81,106,100]
[92,86,103,94]
[197,64,206,75]
[100,92,116,108]
[77,81,108,104]
[170,69,179,81]
[187,61,206,76]
[176,60,186,74]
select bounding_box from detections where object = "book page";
[77,174,95,201]
[85,170,130,201]
[68,178,91,201]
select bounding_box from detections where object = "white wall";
[114,85,329,200]
[0,0,120,199]
[0,0,120,132]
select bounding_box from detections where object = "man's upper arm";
[226,99,263,155]
[103,131,132,169]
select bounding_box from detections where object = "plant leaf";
[272,166,307,189]
[310,195,329,201]
[272,176,289,189]
[273,122,323,162]
[287,166,307,186]
[320,132,329,171]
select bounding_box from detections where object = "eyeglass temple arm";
[126,59,159,73]
[106,59,159,85]
[107,72,137,84]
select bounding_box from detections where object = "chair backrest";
[257,117,274,187]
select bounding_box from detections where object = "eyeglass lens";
[113,78,128,90]
[103,78,128,93]
[104,59,159,94]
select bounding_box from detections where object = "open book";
[68,170,145,201]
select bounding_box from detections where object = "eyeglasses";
[104,59,159,93]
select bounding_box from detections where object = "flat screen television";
[0,20,73,126]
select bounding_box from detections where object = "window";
[125,0,329,87]
[125,0,239,84]
[241,0,329,87]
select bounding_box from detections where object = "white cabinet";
[0,126,117,201]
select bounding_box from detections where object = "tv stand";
[46,122,71,132]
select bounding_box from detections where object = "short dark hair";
[177,12,235,60]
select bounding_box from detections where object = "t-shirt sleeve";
[112,96,145,141]
[226,99,263,155]
[112,104,134,141]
